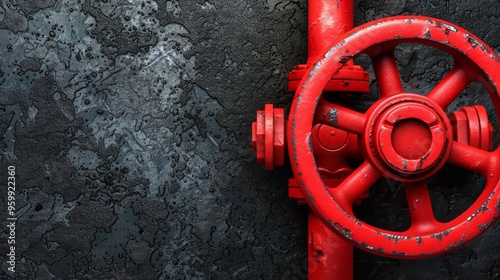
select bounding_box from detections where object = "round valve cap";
[364,94,453,180]
[251,104,285,169]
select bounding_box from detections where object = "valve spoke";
[447,141,495,175]
[426,66,473,109]
[370,48,404,98]
[332,160,382,204]
[314,98,366,135]
[404,180,440,233]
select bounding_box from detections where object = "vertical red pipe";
[307,1,355,279]
[308,209,353,280]
[308,0,354,64]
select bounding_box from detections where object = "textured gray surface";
[0,0,499,279]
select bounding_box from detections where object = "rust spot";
[330,221,353,240]
[431,233,443,241]
[341,228,353,239]
[376,232,411,244]
[308,132,314,152]
[435,22,458,34]
[336,206,363,226]
[305,189,316,204]
[374,247,385,254]
[338,55,352,65]
[416,236,422,245]
[324,40,346,58]
[355,242,385,254]
[464,34,489,53]
[468,192,494,222]
[310,234,324,260]
[314,249,324,259]
[424,29,431,39]
[292,148,298,163]
[465,34,478,48]
[329,108,338,124]
[477,223,489,231]
[479,205,489,213]
[359,242,374,251]
[444,234,468,252]
[392,251,407,257]
[305,60,323,87]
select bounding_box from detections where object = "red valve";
[288,16,500,258]
[251,104,285,170]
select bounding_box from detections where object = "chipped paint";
[464,33,490,53]
[430,229,453,242]
[424,29,431,39]
[477,223,489,231]
[330,221,354,240]
[431,233,443,241]
[376,232,411,244]
[324,40,346,58]
[435,21,458,34]
[338,55,353,65]
[329,108,338,124]
[304,187,316,204]
[336,205,363,226]
[305,60,323,86]
[468,192,495,222]
[416,236,423,245]
[444,234,468,251]
[359,242,375,251]
[392,251,407,257]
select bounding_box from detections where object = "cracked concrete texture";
[0,0,499,279]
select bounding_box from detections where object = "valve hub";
[365,94,453,180]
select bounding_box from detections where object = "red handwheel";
[289,16,500,258]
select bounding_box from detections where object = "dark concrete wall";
[0,0,498,279]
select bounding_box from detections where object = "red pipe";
[308,0,353,64]
[307,1,355,279]
[308,209,353,280]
